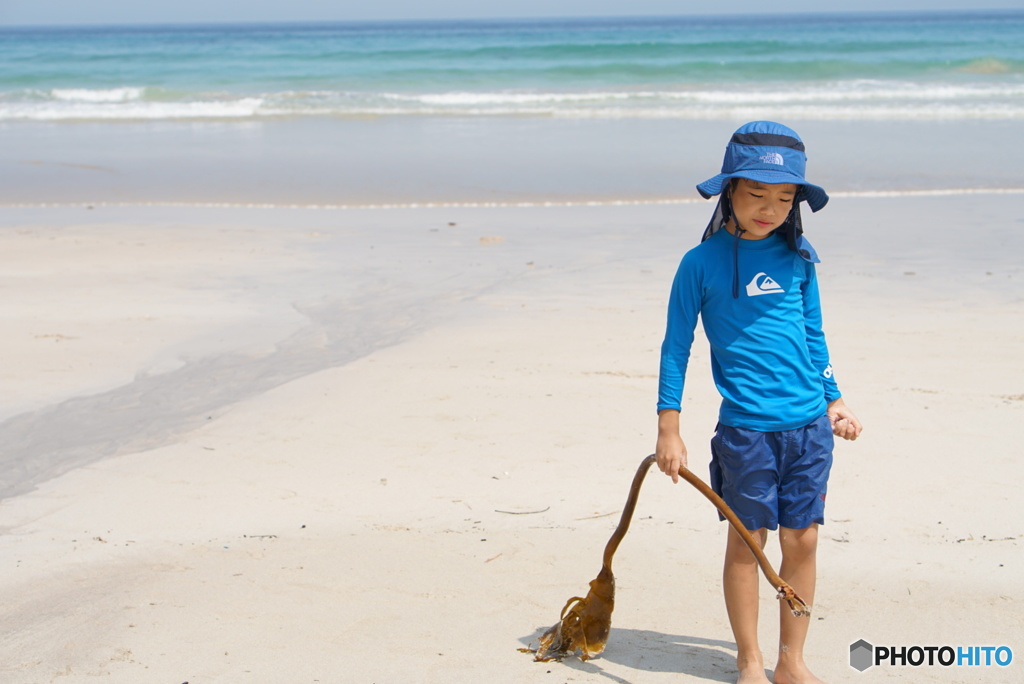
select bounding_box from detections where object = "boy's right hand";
[656,409,688,484]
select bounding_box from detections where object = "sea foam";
[2,86,1021,121]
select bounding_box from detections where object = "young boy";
[656,121,862,684]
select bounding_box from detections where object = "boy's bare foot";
[737,653,772,684]
[773,658,825,684]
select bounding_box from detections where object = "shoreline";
[4,117,1023,207]
[3,185,1024,211]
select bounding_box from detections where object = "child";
[655,121,862,684]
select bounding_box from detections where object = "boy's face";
[728,178,798,240]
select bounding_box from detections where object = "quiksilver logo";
[760,152,785,165]
[746,272,784,297]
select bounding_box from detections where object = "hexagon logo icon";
[850,639,874,672]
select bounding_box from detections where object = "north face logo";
[746,272,784,297]
[760,152,784,165]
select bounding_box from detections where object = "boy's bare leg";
[724,525,771,684]
[774,524,825,684]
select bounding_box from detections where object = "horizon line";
[3,7,1022,31]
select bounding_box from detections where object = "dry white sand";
[1,196,1021,683]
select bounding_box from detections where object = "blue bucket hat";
[697,122,828,297]
[696,120,828,211]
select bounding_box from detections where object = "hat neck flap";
[701,190,820,265]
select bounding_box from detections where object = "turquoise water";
[1,11,1023,121]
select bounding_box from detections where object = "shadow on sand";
[521,625,743,683]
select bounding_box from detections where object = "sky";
[1,0,1020,25]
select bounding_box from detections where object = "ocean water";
[3,11,1023,205]
[1,11,1023,123]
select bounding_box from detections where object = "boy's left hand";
[827,398,862,441]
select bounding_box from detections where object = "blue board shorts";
[709,414,834,531]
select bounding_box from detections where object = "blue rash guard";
[658,228,841,431]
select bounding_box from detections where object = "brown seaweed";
[531,454,809,662]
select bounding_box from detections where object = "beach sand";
[1,193,1021,683]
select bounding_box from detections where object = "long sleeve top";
[658,228,840,431]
